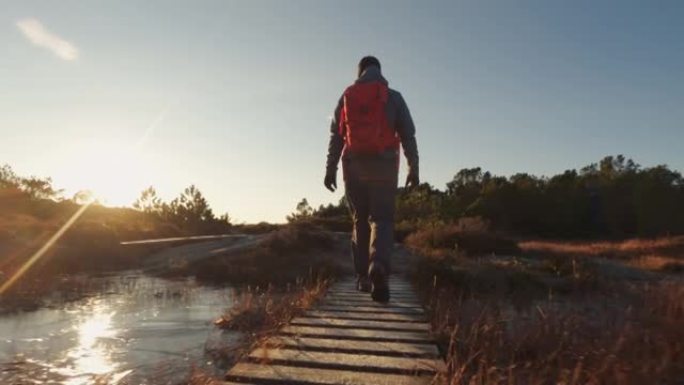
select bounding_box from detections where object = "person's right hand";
[324,170,337,192]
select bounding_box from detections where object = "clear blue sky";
[2,1,683,223]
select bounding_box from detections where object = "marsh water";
[0,274,238,384]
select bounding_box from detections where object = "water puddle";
[0,274,238,384]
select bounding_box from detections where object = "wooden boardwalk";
[224,276,445,385]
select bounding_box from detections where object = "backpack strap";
[339,86,351,137]
[375,82,389,142]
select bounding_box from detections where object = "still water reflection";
[0,275,237,384]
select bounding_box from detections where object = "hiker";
[324,56,419,302]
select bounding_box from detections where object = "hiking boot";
[369,263,389,303]
[356,276,371,292]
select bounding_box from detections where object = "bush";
[234,222,282,234]
[413,263,684,385]
[405,219,519,257]
[259,221,335,252]
[192,222,341,286]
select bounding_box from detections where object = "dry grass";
[189,222,344,286]
[0,200,185,295]
[520,236,684,259]
[405,221,519,258]
[178,226,343,384]
[214,278,328,332]
[1,217,341,312]
[408,227,684,384]
[206,277,330,371]
[421,278,684,385]
[627,254,684,272]
[185,368,224,385]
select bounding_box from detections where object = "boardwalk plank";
[264,336,440,356]
[304,310,427,322]
[327,292,420,302]
[334,284,413,290]
[280,325,431,342]
[329,286,413,290]
[328,293,418,300]
[333,284,413,290]
[316,305,424,314]
[290,317,429,331]
[323,297,421,305]
[224,277,444,385]
[249,348,445,373]
[226,363,434,385]
[327,291,418,299]
[331,282,413,290]
[327,291,419,298]
[222,381,262,385]
[323,298,422,307]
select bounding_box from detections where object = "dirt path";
[141,234,265,274]
[136,232,418,281]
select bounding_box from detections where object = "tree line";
[6,154,684,239]
[133,185,231,233]
[0,164,61,201]
[1,164,230,235]
[305,155,684,239]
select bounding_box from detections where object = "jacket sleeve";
[326,95,345,174]
[395,93,419,176]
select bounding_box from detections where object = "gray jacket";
[326,66,419,181]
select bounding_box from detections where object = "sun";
[58,139,154,207]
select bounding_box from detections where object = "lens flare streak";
[0,202,91,295]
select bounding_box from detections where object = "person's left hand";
[405,168,420,190]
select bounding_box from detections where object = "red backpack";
[339,81,400,154]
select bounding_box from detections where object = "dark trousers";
[344,166,397,277]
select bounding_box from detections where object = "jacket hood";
[356,65,388,86]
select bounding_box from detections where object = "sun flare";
[59,140,155,206]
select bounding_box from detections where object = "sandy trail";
[139,234,266,273]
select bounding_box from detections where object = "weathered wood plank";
[317,305,424,314]
[336,278,411,283]
[290,317,429,331]
[333,283,413,290]
[323,300,422,307]
[224,276,444,385]
[327,291,418,299]
[331,288,413,294]
[331,288,415,295]
[264,336,440,356]
[226,363,435,385]
[328,293,418,300]
[304,310,427,322]
[222,383,257,385]
[333,283,413,288]
[324,293,418,300]
[322,300,423,309]
[333,282,412,288]
[249,348,445,373]
[335,276,409,283]
[323,298,423,307]
[335,278,408,284]
[280,325,432,342]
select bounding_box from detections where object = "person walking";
[324,56,419,302]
